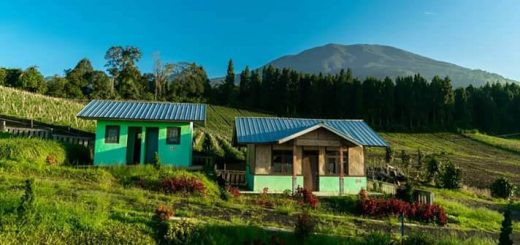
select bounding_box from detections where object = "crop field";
[0,86,95,132]
[369,133,520,188]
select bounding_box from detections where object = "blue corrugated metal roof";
[77,100,206,122]
[234,117,388,147]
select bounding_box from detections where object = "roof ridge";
[92,99,207,106]
[235,116,365,121]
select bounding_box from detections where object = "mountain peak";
[267,44,515,87]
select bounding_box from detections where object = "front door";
[303,151,319,191]
[126,127,142,164]
[145,127,159,164]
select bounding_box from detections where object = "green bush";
[363,232,393,245]
[490,177,516,199]
[0,138,67,166]
[403,232,435,245]
[437,161,462,189]
[158,220,200,245]
[320,196,359,214]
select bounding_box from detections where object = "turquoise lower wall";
[247,174,366,195]
[94,120,192,166]
[319,176,367,195]
[250,175,304,192]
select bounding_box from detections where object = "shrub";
[227,186,241,198]
[294,210,316,241]
[490,177,516,199]
[396,182,415,203]
[403,232,435,245]
[499,208,513,245]
[359,188,369,200]
[154,205,174,222]
[158,220,200,245]
[437,161,462,189]
[253,188,274,208]
[364,232,393,245]
[294,187,319,209]
[360,198,447,225]
[17,179,35,220]
[152,152,161,169]
[161,175,206,195]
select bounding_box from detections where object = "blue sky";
[0,0,519,79]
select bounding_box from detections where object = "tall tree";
[220,59,236,105]
[65,58,93,98]
[104,46,142,95]
[90,71,115,99]
[46,76,68,97]
[153,52,174,100]
[18,66,46,93]
[169,63,210,102]
[238,66,251,106]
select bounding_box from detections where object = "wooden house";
[233,117,388,194]
[77,100,206,166]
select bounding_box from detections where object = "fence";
[217,170,246,187]
[1,118,94,148]
[367,180,397,195]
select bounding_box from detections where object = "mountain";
[266,43,516,87]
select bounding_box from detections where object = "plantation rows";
[0,86,95,132]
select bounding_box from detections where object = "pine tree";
[238,66,251,105]
[220,59,236,105]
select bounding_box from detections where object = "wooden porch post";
[339,146,344,195]
[292,143,297,194]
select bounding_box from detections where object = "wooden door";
[126,127,142,164]
[145,127,159,164]
[303,151,319,191]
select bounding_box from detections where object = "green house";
[77,100,206,166]
[233,117,388,195]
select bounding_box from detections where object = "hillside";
[1,86,520,188]
[0,138,513,244]
[267,43,516,87]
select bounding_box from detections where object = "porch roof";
[234,117,388,147]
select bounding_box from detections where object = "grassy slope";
[2,85,520,187]
[0,157,510,244]
[373,133,520,187]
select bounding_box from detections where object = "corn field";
[0,86,95,132]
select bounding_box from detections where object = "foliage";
[403,232,435,245]
[227,186,241,198]
[154,205,174,222]
[498,208,513,245]
[320,195,359,214]
[294,210,316,241]
[17,66,47,93]
[17,179,35,220]
[363,232,393,245]
[159,220,201,245]
[294,187,319,209]
[161,175,206,196]
[490,177,516,199]
[153,152,162,169]
[437,161,462,189]
[396,181,415,203]
[360,198,447,225]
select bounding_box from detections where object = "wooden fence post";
[0,121,6,132]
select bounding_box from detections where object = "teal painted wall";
[247,174,366,195]
[250,175,303,192]
[343,176,367,194]
[94,120,193,166]
[318,176,366,194]
[319,176,340,193]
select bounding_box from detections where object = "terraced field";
[372,133,520,188]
